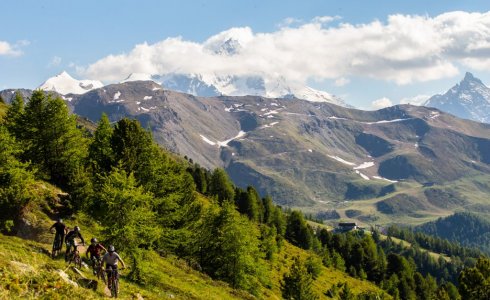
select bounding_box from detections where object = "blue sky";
[2,0,490,108]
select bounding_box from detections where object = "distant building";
[336,222,358,232]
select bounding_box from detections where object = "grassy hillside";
[0,206,386,299]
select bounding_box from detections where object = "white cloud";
[48,56,62,67]
[277,17,303,28]
[372,97,393,109]
[334,77,350,87]
[400,94,430,106]
[0,40,23,56]
[84,11,490,86]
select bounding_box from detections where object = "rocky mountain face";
[3,80,490,224]
[425,72,490,123]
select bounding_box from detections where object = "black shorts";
[106,264,118,274]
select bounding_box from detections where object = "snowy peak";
[425,72,490,123]
[157,72,348,106]
[462,72,482,85]
[39,71,103,95]
[120,73,154,83]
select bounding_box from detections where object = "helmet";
[74,226,80,232]
[91,238,98,244]
[108,245,115,252]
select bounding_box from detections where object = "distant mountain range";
[33,71,349,107]
[3,79,490,226]
[2,71,490,225]
[424,72,490,123]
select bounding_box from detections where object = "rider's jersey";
[87,244,105,257]
[51,222,66,235]
[102,252,122,266]
[65,230,84,244]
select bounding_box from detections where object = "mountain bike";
[106,267,125,298]
[67,244,82,269]
[93,257,106,283]
[51,233,63,258]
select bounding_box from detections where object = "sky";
[2,0,490,109]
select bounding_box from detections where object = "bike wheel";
[75,256,82,269]
[114,277,118,298]
[100,268,106,284]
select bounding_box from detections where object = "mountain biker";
[65,226,85,261]
[49,218,67,251]
[86,238,107,273]
[102,245,126,289]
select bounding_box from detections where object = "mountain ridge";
[2,80,490,225]
[424,72,490,123]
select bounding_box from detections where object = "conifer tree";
[286,210,313,249]
[5,91,25,138]
[88,113,114,174]
[21,91,87,187]
[208,168,235,203]
[196,201,263,294]
[281,256,318,300]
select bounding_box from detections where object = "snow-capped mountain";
[155,72,348,106]
[424,72,490,123]
[39,71,103,95]
[121,73,154,83]
[155,73,221,97]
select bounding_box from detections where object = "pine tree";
[208,168,235,203]
[196,201,264,294]
[111,118,153,177]
[285,210,313,249]
[21,91,87,187]
[88,113,114,174]
[5,91,25,139]
[281,256,318,300]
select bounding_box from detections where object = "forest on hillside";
[1,91,489,299]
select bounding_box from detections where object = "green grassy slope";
[0,181,387,300]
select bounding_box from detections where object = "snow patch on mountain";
[328,155,356,166]
[354,162,375,170]
[39,71,103,95]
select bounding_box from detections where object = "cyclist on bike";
[49,218,67,251]
[86,238,107,274]
[65,226,85,261]
[102,245,126,289]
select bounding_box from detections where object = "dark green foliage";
[235,186,263,222]
[417,212,490,255]
[305,255,323,279]
[4,92,24,137]
[110,118,153,178]
[88,113,114,174]
[188,163,208,194]
[194,201,264,294]
[260,225,278,260]
[208,168,235,203]
[281,256,318,300]
[459,257,490,300]
[17,91,87,188]
[0,125,34,232]
[0,95,4,104]
[286,210,314,249]
[388,225,483,259]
